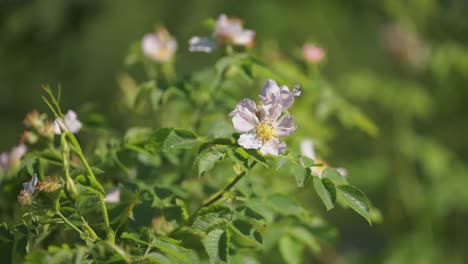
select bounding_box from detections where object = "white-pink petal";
[231,99,259,133]
[300,139,316,160]
[259,79,280,106]
[274,115,296,137]
[238,133,263,149]
[260,137,286,156]
[54,110,82,135]
[279,85,301,109]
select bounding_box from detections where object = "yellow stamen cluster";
[37,176,62,193]
[255,121,274,142]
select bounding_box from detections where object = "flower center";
[255,121,274,142]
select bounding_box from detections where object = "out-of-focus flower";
[38,120,55,138]
[104,187,120,203]
[188,36,217,53]
[189,14,255,53]
[0,144,27,172]
[230,79,300,156]
[302,43,325,63]
[381,23,429,70]
[141,27,177,63]
[18,174,38,204]
[300,139,348,177]
[22,110,55,142]
[54,110,82,135]
[213,14,255,47]
[37,176,61,193]
[17,190,33,205]
[23,110,41,129]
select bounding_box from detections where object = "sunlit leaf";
[337,185,371,224]
[313,177,336,211]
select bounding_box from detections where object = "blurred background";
[1,0,468,263]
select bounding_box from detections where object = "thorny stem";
[168,162,257,237]
[201,161,257,210]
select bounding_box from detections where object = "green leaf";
[38,149,63,164]
[288,226,321,253]
[121,232,195,263]
[0,222,13,243]
[266,194,302,216]
[153,238,194,263]
[301,156,315,168]
[227,147,250,170]
[203,229,229,264]
[146,128,199,153]
[124,127,154,145]
[74,174,105,195]
[279,236,304,264]
[322,168,347,185]
[196,147,226,177]
[337,185,371,224]
[229,220,262,248]
[244,199,275,223]
[219,229,230,262]
[116,191,139,232]
[244,149,268,168]
[150,88,164,111]
[313,177,336,211]
[192,213,229,232]
[294,165,310,187]
[134,81,156,108]
[199,138,235,153]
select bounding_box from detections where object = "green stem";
[56,211,83,235]
[65,132,113,243]
[100,198,115,244]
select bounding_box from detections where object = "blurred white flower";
[54,110,82,135]
[0,144,27,172]
[302,43,325,63]
[381,23,429,70]
[189,14,255,53]
[188,36,217,53]
[141,27,177,63]
[230,79,300,156]
[104,187,120,204]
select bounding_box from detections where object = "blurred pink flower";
[0,144,27,172]
[189,14,255,53]
[141,27,177,62]
[302,43,325,63]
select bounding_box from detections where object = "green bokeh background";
[1,0,468,263]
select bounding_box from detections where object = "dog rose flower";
[230,79,300,156]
